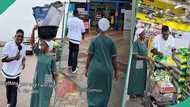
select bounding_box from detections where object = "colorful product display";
[150,48,190,105]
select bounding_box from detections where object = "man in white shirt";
[1,29,26,107]
[152,25,175,56]
[67,10,85,73]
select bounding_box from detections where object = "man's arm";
[151,36,163,56]
[22,57,26,69]
[1,54,20,62]
[82,32,85,40]
[81,20,86,40]
[112,56,119,80]
[171,36,176,52]
[151,48,163,56]
[1,43,20,62]
[31,25,38,47]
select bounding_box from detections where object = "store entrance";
[71,2,130,32]
[89,3,115,30]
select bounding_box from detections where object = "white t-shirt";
[67,17,85,44]
[1,41,26,79]
[153,34,175,56]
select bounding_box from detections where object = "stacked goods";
[153,55,177,67]
[151,48,190,105]
[186,49,190,76]
[151,69,176,105]
[173,48,190,73]
[173,48,190,103]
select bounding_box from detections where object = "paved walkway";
[56,31,131,107]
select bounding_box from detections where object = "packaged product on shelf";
[160,82,176,93]
[173,54,188,64]
[149,48,190,105]
[187,52,190,77]
[153,55,177,67]
[151,83,175,102]
[158,93,175,102]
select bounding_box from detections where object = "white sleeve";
[170,36,175,48]
[1,43,10,59]
[81,20,85,33]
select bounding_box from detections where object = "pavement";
[0,31,145,107]
[58,31,132,107]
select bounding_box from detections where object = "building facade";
[69,0,131,31]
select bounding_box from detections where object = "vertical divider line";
[121,0,137,107]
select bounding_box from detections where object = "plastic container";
[38,26,58,40]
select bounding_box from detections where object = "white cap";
[136,28,144,36]
[98,18,110,32]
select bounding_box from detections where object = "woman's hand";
[84,69,88,77]
[53,72,58,81]
[85,71,88,77]
[14,52,21,60]
[33,25,38,31]
[157,52,163,56]
[145,56,152,64]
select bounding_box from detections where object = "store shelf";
[171,67,185,76]
[172,77,179,87]
[150,51,189,106]
[182,88,190,97]
[170,71,180,80]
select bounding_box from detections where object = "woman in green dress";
[128,29,150,98]
[85,18,119,107]
[30,26,57,107]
